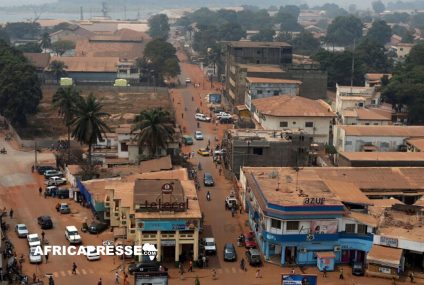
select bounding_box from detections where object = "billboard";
[282,274,317,285]
[208,93,222,104]
[310,220,338,234]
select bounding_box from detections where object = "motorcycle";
[206,191,211,201]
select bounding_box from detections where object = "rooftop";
[378,207,424,243]
[227,41,291,48]
[50,56,119,72]
[139,155,173,173]
[355,108,392,121]
[339,152,424,162]
[345,211,378,227]
[246,77,302,84]
[237,64,284,73]
[367,245,402,267]
[323,180,371,205]
[24,53,51,69]
[252,95,335,118]
[364,73,392,82]
[337,125,424,137]
[406,138,424,151]
[226,129,304,142]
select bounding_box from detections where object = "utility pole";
[350,39,356,94]
[80,6,84,20]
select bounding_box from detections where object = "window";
[271,219,281,229]
[280,121,288,127]
[345,141,352,145]
[345,224,355,233]
[257,90,263,94]
[365,123,370,125]
[357,224,367,234]
[358,102,364,107]
[286,221,299,231]
[305,122,314,128]
[120,142,128,152]
[273,90,279,95]
[292,121,296,125]
[252,148,263,155]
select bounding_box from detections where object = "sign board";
[282,274,317,285]
[208,93,222,104]
[138,220,188,231]
[310,221,338,234]
[380,236,398,248]
[303,197,325,205]
[379,267,391,274]
[161,183,173,194]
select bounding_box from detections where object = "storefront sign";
[138,220,188,231]
[380,236,398,248]
[161,240,176,246]
[137,199,188,212]
[378,267,391,274]
[303,198,325,205]
[161,183,173,194]
[282,274,317,285]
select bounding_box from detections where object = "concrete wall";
[343,135,405,152]
[284,68,327,100]
[245,82,299,110]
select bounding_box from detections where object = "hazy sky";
[0,0,55,6]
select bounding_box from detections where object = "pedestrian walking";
[188,260,193,272]
[39,187,42,196]
[115,271,119,284]
[98,278,102,285]
[392,276,397,285]
[323,266,327,277]
[72,262,77,274]
[123,273,128,285]
[32,273,37,283]
[211,268,217,280]
[410,272,415,283]
[179,263,184,275]
[9,208,13,218]
[255,268,262,278]
[291,268,295,274]
[239,206,242,214]
[202,255,207,268]
[41,231,45,242]
[31,165,34,173]
[45,252,49,263]
[48,276,54,285]
[339,268,344,280]
[219,167,222,176]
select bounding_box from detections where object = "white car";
[15,224,29,238]
[216,112,231,119]
[218,113,232,120]
[195,113,211,122]
[214,149,226,156]
[29,247,42,264]
[45,176,67,186]
[44,170,63,178]
[185,78,191,83]
[27,233,41,248]
[195,131,204,140]
[65,226,82,244]
[86,247,100,261]
[203,237,217,255]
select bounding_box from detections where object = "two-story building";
[239,167,375,268]
[251,95,336,144]
[333,125,424,152]
[335,85,379,114]
[341,107,392,126]
[244,77,301,110]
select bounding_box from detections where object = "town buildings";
[250,95,335,144]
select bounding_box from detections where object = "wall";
[343,135,406,152]
[117,134,131,158]
[66,72,117,83]
[284,68,327,100]
[245,82,299,110]
[258,115,333,144]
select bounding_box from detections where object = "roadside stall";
[316,252,336,271]
[366,244,403,279]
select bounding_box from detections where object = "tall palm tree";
[52,86,82,162]
[40,32,51,52]
[132,108,175,158]
[49,60,67,84]
[70,94,110,174]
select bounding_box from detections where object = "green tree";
[411,13,424,30]
[16,42,42,53]
[70,94,110,173]
[51,39,75,56]
[366,20,392,45]
[52,86,82,162]
[4,22,41,39]
[148,14,170,40]
[321,3,348,18]
[392,25,414,43]
[356,37,392,73]
[131,108,175,158]
[41,32,51,51]
[326,15,363,46]
[0,27,10,44]
[218,22,245,41]
[48,60,67,83]
[141,39,180,83]
[290,31,321,55]
[372,1,386,14]
[251,29,275,42]
[193,25,219,56]
[0,41,42,125]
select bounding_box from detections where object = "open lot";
[19,85,172,139]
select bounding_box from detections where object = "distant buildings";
[390,43,414,62]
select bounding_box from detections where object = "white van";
[65,226,82,244]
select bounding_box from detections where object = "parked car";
[29,247,42,264]
[203,173,214,186]
[245,248,262,266]
[352,262,365,276]
[46,176,67,186]
[185,78,191,83]
[219,117,233,124]
[244,232,257,248]
[128,261,163,275]
[195,113,211,122]
[87,221,108,234]
[215,112,231,119]
[15,224,28,238]
[85,247,100,261]
[56,188,70,199]
[27,234,41,247]
[203,237,217,255]
[37,216,53,229]
[197,148,210,156]
[65,226,82,244]
[57,203,71,214]
[223,243,237,261]
[44,170,63,179]
[194,131,204,140]
[182,135,194,145]
[37,166,55,175]
[225,195,237,210]
[44,186,58,197]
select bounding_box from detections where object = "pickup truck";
[46,176,67,186]
[225,195,238,210]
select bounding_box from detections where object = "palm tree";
[70,94,110,174]
[41,32,51,52]
[132,108,175,158]
[49,60,67,84]
[52,86,82,162]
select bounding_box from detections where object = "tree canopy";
[0,41,42,126]
[15,42,42,53]
[148,14,170,40]
[365,20,392,45]
[4,22,41,39]
[326,15,363,46]
[251,29,275,42]
[372,1,386,14]
[51,40,76,56]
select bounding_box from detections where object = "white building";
[251,95,335,144]
[335,84,379,114]
[244,77,301,110]
[391,43,414,61]
[333,125,424,152]
[341,107,392,126]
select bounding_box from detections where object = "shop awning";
[367,245,402,268]
[316,252,336,259]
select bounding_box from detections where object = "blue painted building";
[240,167,375,269]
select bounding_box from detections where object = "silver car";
[15,224,29,238]
[29,247,42,264]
